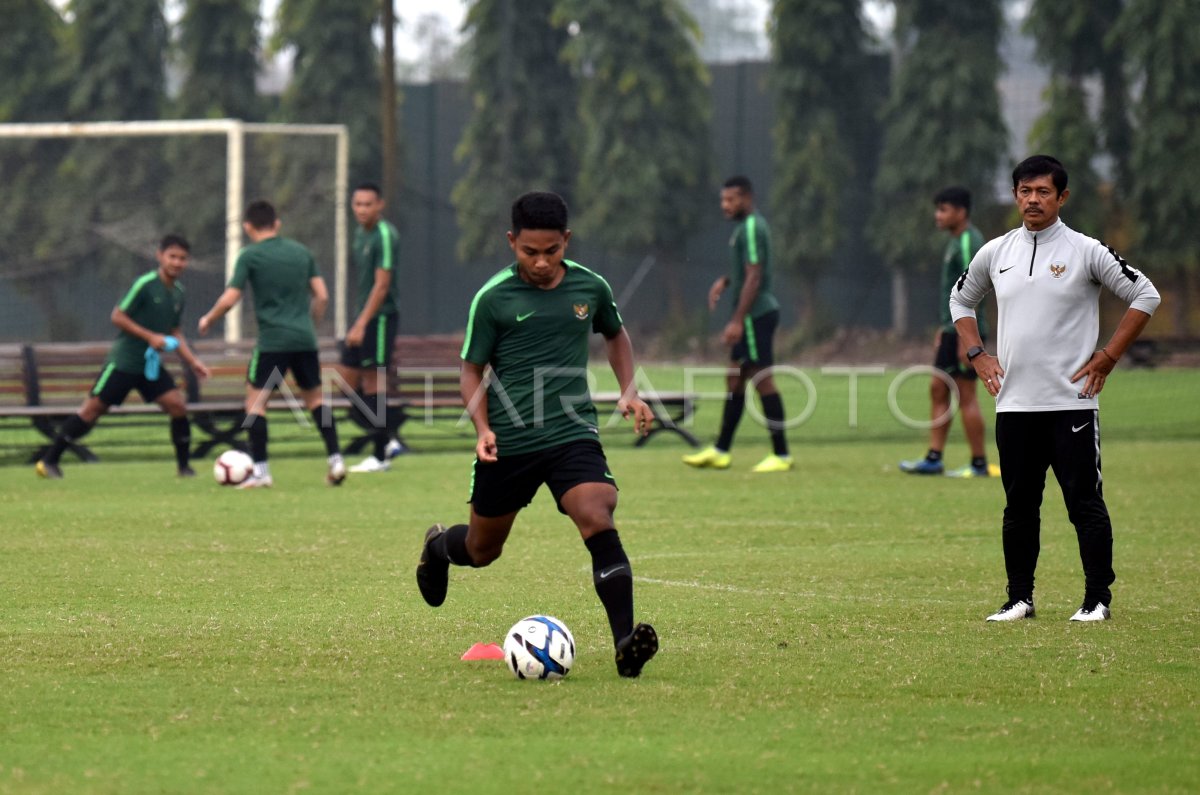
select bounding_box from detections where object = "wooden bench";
[0,335,697,463]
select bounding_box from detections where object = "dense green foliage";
[451,0,577,261]
[559,0,712,317]
[275,0,381,181]
[176,0,262,121]
[1121,0,1200,334]
[869,1,1007,275]
[770,0,876,334]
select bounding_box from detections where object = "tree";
[557,0,713,319]
[38,0,169,338]
[869,0,1007,335]
[452,0,577,262]
[1120,0,1200,335]
[1024,0,1124,237]
[275,0,381,181]
[770,0,875,338]
[0,0,72,338]
[176,0,261,121]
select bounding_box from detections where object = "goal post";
[0,119,349,342]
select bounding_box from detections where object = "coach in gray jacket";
[949,154,1160,624]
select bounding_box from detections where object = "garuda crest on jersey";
[573,303,589,320]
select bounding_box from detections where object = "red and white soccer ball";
[503,615,576,681]
[213,449,254,486]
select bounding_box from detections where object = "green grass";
[2,368,1198,793]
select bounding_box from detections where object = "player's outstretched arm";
[198,287,242,336]
[172,328,210,380]
[604,328,652,436]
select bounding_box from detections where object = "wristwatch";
[966,345,987,361]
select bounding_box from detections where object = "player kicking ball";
[415,192,659,678]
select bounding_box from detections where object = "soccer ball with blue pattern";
[503,615,575,680]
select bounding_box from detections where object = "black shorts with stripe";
[470,438,616,518]
[339,312,398,369]
[934,329,983,380]
[90,363,178,405]
[731,309,779,367]
[247,349,321,390]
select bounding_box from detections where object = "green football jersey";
[461,260,624,457]
[941,224,987,335]
[728,210,779,318]
[229,236,320,352]
[108,270,185,373]
[353,219,400,317]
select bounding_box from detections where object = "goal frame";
[0,119,349,342]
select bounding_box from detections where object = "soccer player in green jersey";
[415,191,660,678]
[36,235,210,479]
[337,182,404,473]
[198,200,346,488]
[899,186,992,478]
[684,175,792,473]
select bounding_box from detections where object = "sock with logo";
[926,449,943,464]
[359,390,388,460]
[585,529,634,646]
[972,455,987,470]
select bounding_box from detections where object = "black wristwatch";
[966,345,987,361]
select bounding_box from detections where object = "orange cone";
[461,642,504,661]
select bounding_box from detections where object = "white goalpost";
[0,119,349,342]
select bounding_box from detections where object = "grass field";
[2,367,1198,793]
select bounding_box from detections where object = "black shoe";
[615,623,659,678]
[36,460,63,479]
[177,465,196,478]
[416,523,449,607]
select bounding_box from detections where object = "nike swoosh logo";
[1072,423,1091,433]
[604,471,614,479]
[516,311,536,322]
[598,565,628,580]
[999,266,1015,274]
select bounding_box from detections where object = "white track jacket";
[949,219,1160,412]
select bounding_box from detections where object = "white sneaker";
[1069,602,1111,622]
[237,474,273,489]
[986,599,1035,621]
[384,438,407,459]
[350,455,390,473]
[327,454,347,485]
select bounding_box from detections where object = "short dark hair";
[723,175,754,195]
[1012,155,1068,194]
[244,200,277,230]
[933,186,971,213]
[158,233,190,253]
[354,181,383,197]
[511,191,569,234]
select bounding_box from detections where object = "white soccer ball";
[213,449,254,486]
[503,615,576,681]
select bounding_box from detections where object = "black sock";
[361,391,388,459]
[972,455,987,469]
[246,413,268,462]
[760,392,789,456]
[170,416,191,470]
[430,524,474,566]
[45,414,93,464]
[585,529,635,646]
[715,392,746,452]
[926,449,943,463]
[311,405,340,456]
